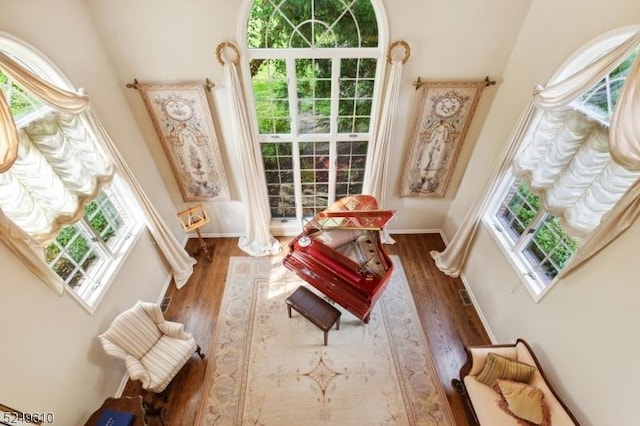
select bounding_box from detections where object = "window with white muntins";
[245,0,384,223]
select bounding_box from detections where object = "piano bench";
[285,286,341,346]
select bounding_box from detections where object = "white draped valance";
[513,108,640,237]
[0,111,114,243]
[0,50,89,173]
[0,46,195,292]
[609,43,640,170]
[0,87,18,172]
[533,31,640,108]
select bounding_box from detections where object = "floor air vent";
[160,296,171,312]
[458,289,472,306]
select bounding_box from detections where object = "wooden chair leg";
[142,390,167,426]
[143,408,167,426]
[195,344,205,359]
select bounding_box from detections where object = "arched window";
[244,0,384,221]
[485,28,640,299]
[0,34,143,311]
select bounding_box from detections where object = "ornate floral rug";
[196,256,454,425]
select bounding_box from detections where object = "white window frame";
[482,174,574,301]
[47,176,144,313]
[250,52,382,216]
[238,0,388,235]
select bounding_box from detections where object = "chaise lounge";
[453,339,580,425]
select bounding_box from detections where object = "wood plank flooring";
[121,234,490,425]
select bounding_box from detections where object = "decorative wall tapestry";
[136,82,230,201]
[400,79,489,198]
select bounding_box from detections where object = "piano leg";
[363,312,371,324]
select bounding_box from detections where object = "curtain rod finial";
[126,78,139,89]
[412,76,422,91]
[205,78,215,92]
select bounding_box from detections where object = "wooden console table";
[84,396,145,426]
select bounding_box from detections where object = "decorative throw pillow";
[494,379,551,426]
[475,352,535,386]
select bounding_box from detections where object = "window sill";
[481,215,556,303]
[269,220,303,237]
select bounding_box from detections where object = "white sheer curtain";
[429,103,535,276]
[218,42,281,256]
[0,50,195,291]
[363,56,405,244]
[430,29,640,278]
[85,111,196,288]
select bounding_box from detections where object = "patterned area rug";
[196,256,454,425]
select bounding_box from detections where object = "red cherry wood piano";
[282,195,396,323]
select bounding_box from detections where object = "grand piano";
[282,195,396,323]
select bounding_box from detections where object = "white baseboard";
[114,373,129,398]
[156,270,175,305]
[457,269,497,344]
[387,228,442,235]
[437,229,450,246]
[186,231,245,238]
[431,229,496,343]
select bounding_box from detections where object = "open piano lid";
[309,209,396,230]
[306,196,396,231]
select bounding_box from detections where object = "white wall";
[85,0,531,233]
[0,1,178,424]
[0,234,169,425]
[446,0,640,424]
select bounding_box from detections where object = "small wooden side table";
[85,396,145,426]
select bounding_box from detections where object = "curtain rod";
[125,78,216,92]
[412,76,497,91]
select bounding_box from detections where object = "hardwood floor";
[122,234,490,425]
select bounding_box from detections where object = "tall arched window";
[484,28,640,299]
[244,0,384,221]
[0,34,143,311]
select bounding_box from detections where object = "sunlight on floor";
[266,255,295,299]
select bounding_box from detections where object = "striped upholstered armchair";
[98,300,204,394]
